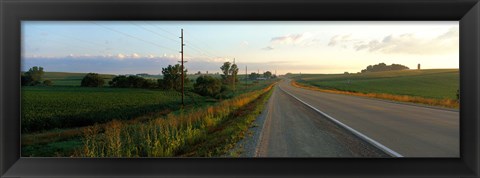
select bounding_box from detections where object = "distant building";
[418,63,421,70]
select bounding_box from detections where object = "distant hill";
[296,69,459,100]
[40,72,116,86]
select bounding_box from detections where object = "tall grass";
[292,80,459,109]
[81,83,275,157]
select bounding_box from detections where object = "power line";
[145,23,223,60]
[147,23,178,37]
[184,39,219,58]
[185,45,216,59]
[92,22,178,53]
[24,34,104,55]
[129,22,178,43]
[184,31,225,58]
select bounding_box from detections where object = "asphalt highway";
[255,79,459,157]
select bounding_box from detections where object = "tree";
[109,75,129,88]
[194,75,222,97]
[361,63,409,73]
[142,79,158,88]
[81,73,105,87]
[249,72,260,80]
[161,64,189,91]
[126,75,146,88]
[22,66,44,86]
[219,62,239,84]
[229,63,239,83]
[21,74,32,86]
[220,62,231,81]
[263,71,272,78]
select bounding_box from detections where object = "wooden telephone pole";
[179,29,185,106]
[245,65,248,90]
[233,58,236,93]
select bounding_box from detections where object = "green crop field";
[295,69,459,100]
[21,86,205,133]
[41,72,116,86]
[21,78,278,157]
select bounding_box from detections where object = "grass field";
[294,69,459,100]
[80,82,276,157]
[21,86,202,133]
[21,73,278,157]
[41,72,116,86]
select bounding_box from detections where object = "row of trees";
[194,62,238,98]
[23,62,274,99]
[360,63,409,73]
[21,66,53,86]
[248,71,275,80]
[194,63,277,98]
[81,64,189,89]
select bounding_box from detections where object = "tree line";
[360,63,409,73]
[21,66,53,86]
[22,62,276,100]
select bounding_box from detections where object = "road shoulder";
[228,87,275,157]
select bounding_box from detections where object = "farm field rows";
[294,69,459,100]
[21,72,278,157]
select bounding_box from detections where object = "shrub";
[194,75,222,97]
[81,73,105,87]
[22,66,44,86]
[161,64,189,91]
[109,75,158,89]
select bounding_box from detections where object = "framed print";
[1,0,479,177]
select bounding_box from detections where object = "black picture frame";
[1,0,479,177]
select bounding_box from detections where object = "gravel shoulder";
[228,87,274,157]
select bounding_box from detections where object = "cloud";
[26,53,180,61]
[271,33,312,45]
[329,28,459,55]
[116,53,126,59]
[240,41,249,47]
[22,54,179,75]
[328,34,356,46]
[262,32,313,50]
[262,46,274,51]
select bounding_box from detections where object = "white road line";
[279,86,404,158]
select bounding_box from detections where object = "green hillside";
[295,69,459,100]
[40,72,116,86]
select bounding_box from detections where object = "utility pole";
[233,58,236,93]
[179,29,185,107]
[245,65,248,90]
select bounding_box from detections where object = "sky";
[22,21,459,75]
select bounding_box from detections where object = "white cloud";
[131,53,140,58]
[271,33,312,45]
[240,41,249,47]
[262,32,313,50]
[329,28,459,55]
[24,53,183,62]
[116,53,126,59]
[328,34,357,46]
